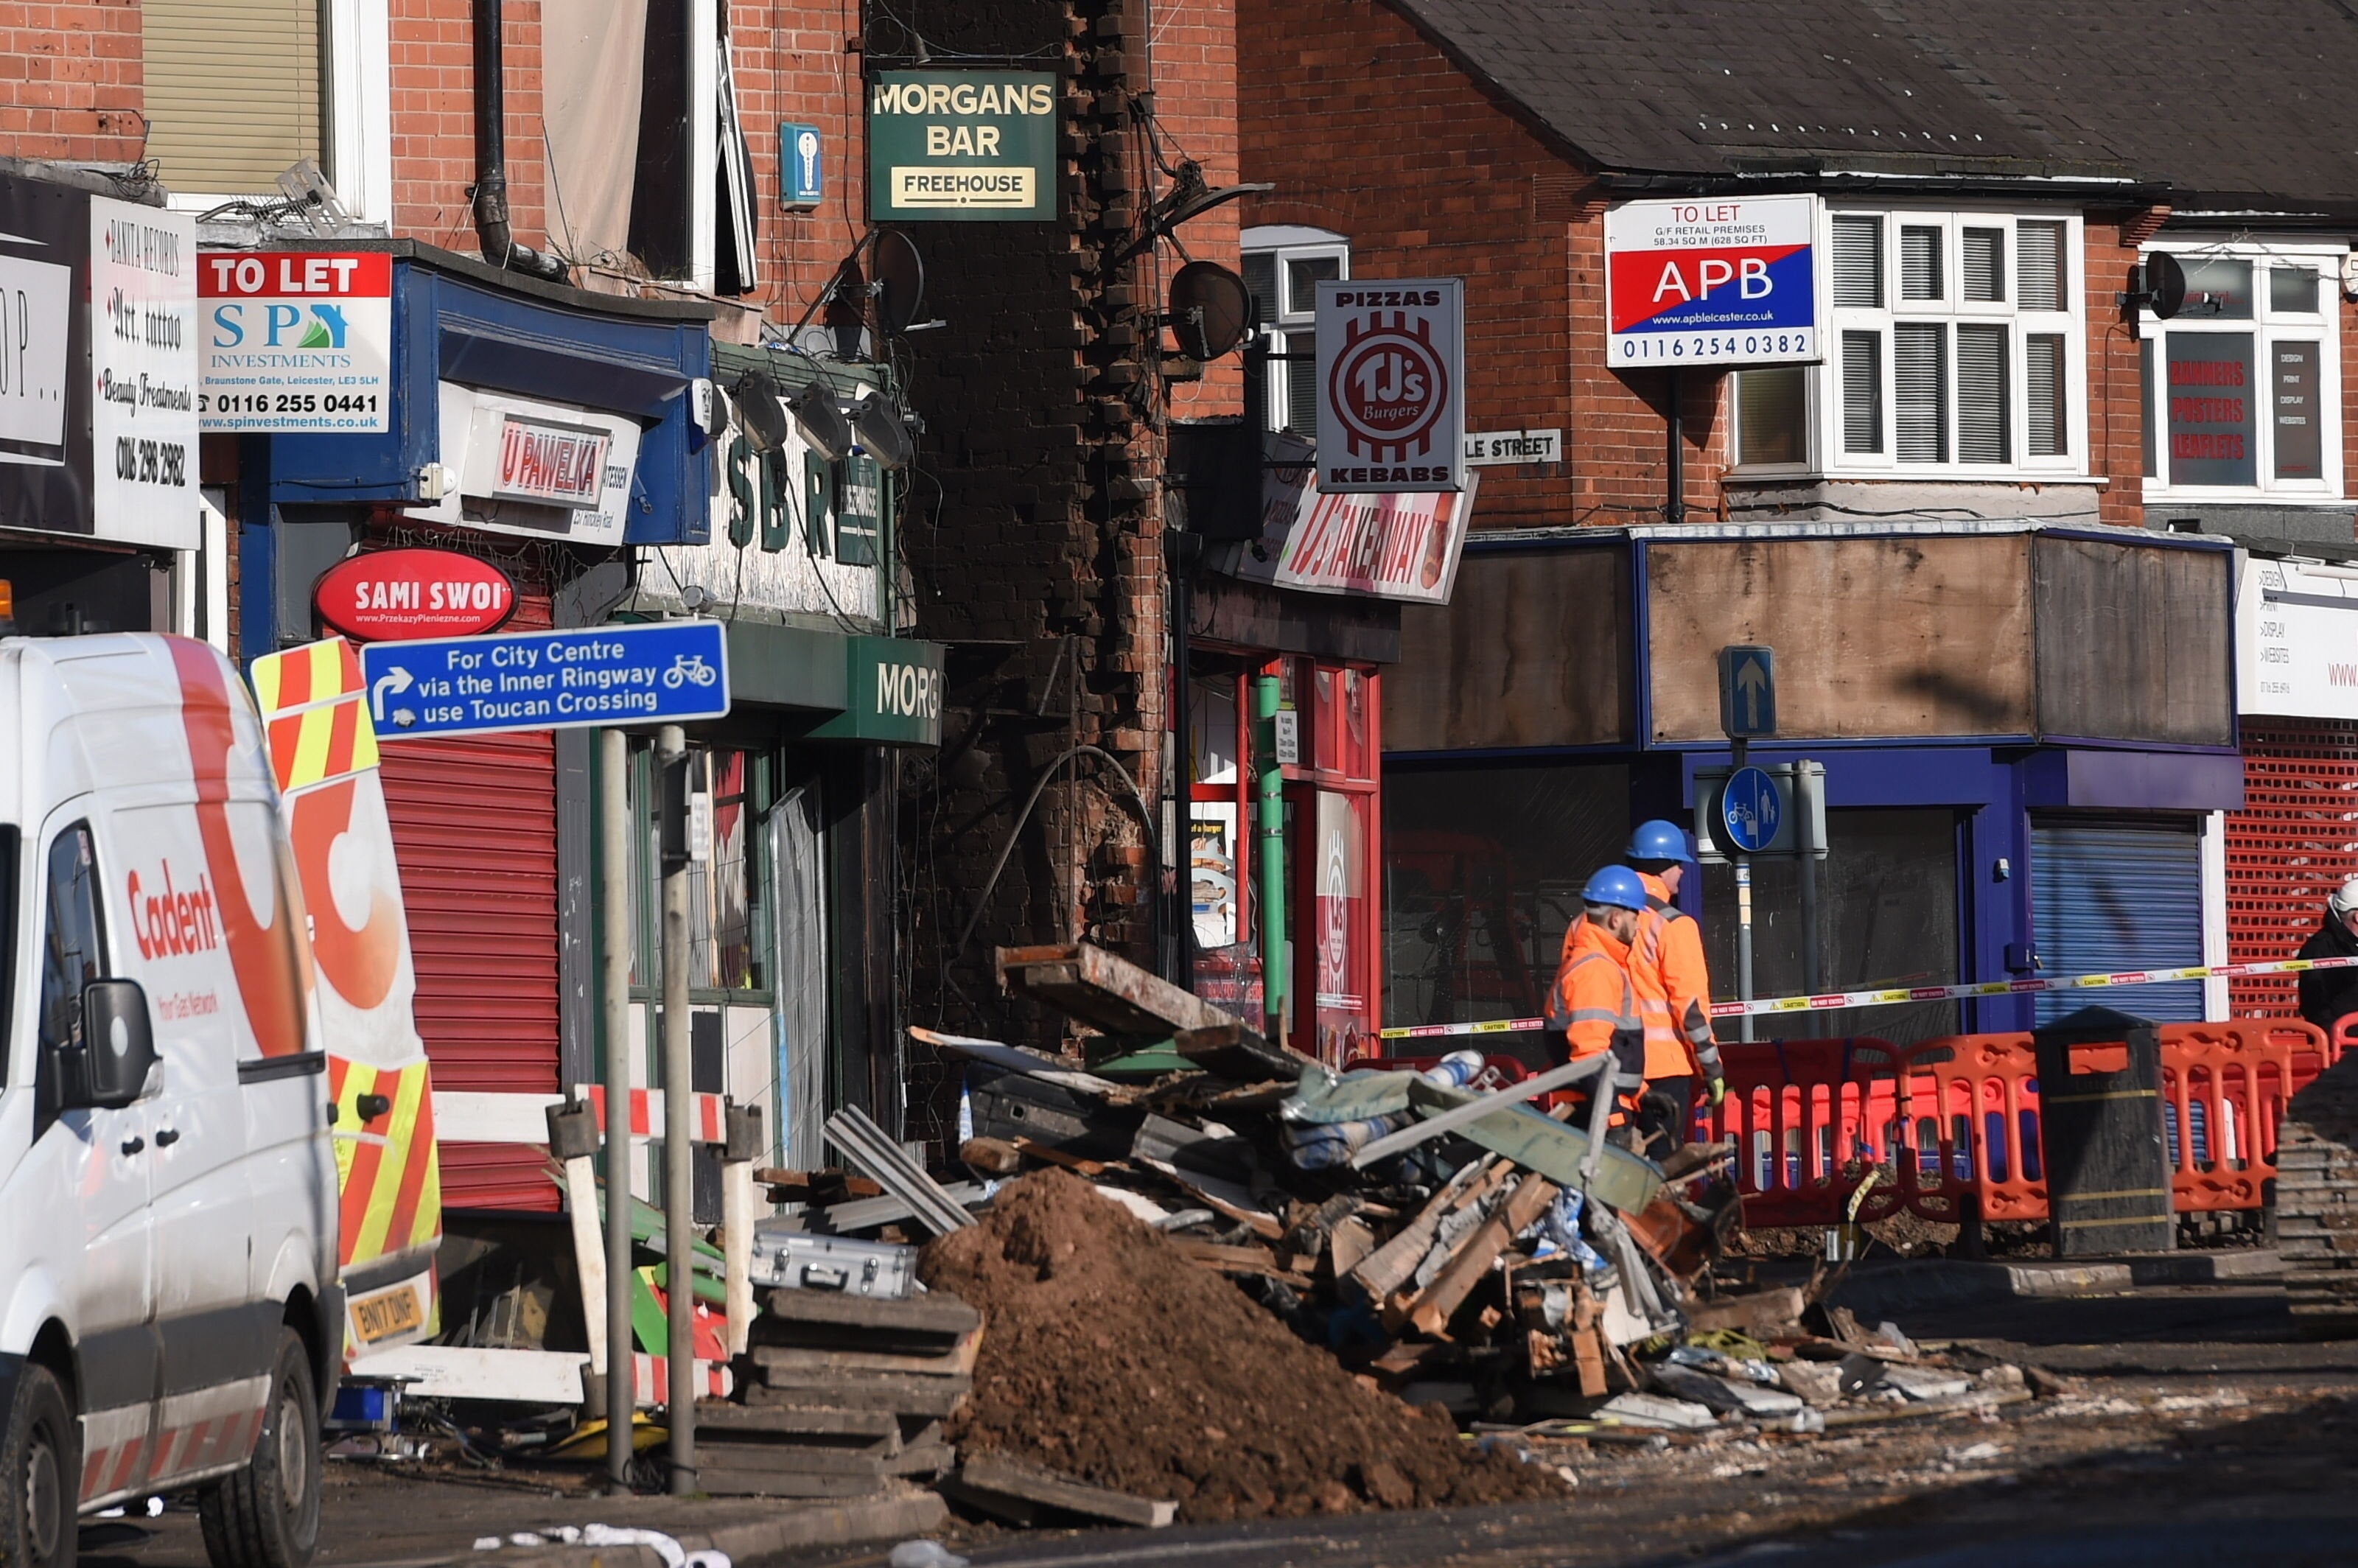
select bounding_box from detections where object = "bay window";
[1734,209,2085,477]
[2140,243,2343,499]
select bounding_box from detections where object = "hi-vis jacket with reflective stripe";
[1547,917,1647,1096]
[1632,870,1725,1082]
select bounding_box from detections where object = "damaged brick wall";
[896,0,1176,1144]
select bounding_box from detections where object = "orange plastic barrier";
[1707,1038,1911,1228]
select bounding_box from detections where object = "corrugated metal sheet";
[2031,819,2203,1025]
[379,591,561,1212]
[2225,718,2358,1017]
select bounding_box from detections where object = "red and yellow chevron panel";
[251,636,364,713]
[253,637,379,795]
[329,1056,443,1272]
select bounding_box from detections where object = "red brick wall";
[0,1,144,164]
[2084,218,2147,528]
[727,1,865,327]
[1150,0,1242,416]
[389,0,547,253]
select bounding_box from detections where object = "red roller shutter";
[379,588,563,1211]
[2225,717,2358,1018]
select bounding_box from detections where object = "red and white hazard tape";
[1371,952,2358,1042]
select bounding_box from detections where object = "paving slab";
[1831,1250,2281,1317]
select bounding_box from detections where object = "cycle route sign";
[357,619,731,741]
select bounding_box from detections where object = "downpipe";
[472,0,570,283]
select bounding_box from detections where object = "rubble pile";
[730,942,2045,1527]
[921,1168,1561,1519]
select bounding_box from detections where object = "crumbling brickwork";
[0,0,144,165]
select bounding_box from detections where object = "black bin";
[2033,1006,2175,1257]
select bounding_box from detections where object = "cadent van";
[1,634,337,1568]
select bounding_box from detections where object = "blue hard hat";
[1581,865,1649,912]
[1626,819,1694,864]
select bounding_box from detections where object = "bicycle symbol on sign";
[663,654,719,690]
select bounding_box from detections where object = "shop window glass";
[1841,331,1882,455]
[1831,216,1883,308]
[1895,323,1948,462]
[2026,334,2068,458]
[2272,266,2321,315]
[1900,225,1944,302]
[1956,324,2010,462]
[1962,228,2006,303]
[1698,808,1962,1048]
[690,751,760,990]
[2275,340,2323,480]
[1736,366,1808,466]
[2164,332,2256,486]
[2017,223,2067,311]
[1382,764,1628,1053]
[2180,257,2253,319]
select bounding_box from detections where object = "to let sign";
[314,547,517,643]
[1604,195,1820,367]
[867,71,1057,221]
[1314,279,1466,494]
[200,250,393,433]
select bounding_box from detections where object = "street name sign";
[1315,278,1465,494]
[360,620,730,741]
[1604,195,1820,368]
[1718,644,1777,738]
[1721,765,1783,854]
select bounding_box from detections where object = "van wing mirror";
[69,979,158,1110]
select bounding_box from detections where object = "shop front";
[0,169,206,640]
[1383,522,2240,1049]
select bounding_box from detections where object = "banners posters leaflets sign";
[199,251,392,433]
[360,619,730,742]
[92,197,200,547]
[1315,278,1465,493]
[1604,195,1820,367]
[867,70,1057,221]
[1232,433,1477,605]
[2235,556,2358,719]
[407,382,640,547]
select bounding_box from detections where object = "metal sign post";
[1717,644,1781,1043]
[657,726,696,1494]
[599,731,633,1492]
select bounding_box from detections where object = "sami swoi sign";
[200,251,393,433]
[360,620,730,741]
[314,547,517,643]
[1604,195,1819,367]
[1314,278,1465,494]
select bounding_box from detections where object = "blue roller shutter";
[2030,819,2203,1025]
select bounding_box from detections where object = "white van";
[0,634,337,1568]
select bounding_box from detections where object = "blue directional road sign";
[1721,764,1784,854]
[359,620,731,741]
[1718,644,1777,738]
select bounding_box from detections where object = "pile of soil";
[921,1169,1565,1522]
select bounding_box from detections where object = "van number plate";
[351,1284,425,1345]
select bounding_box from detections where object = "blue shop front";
[1378,521,2239,1051]
[216,242,939,1215]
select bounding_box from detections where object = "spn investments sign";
[200,251,392,433]
[868,70,1057,221]
[1314,279,1465,494]
[1604,195,1820,366]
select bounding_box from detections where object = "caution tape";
[1371,952,2358,1041]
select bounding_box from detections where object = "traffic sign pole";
[659,725,695,1494]
[1732,738,1754,1043]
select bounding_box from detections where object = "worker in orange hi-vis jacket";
[1545,865,1651,1135]
[1623,819,1728,1155]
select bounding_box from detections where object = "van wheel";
[1,1363,77,1568]
[197,1330,319,1568]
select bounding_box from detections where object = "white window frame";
[2141,237,2346,504]
[163,0,392,227]
[1730,206,2088,481]
[1242,225,1349,437]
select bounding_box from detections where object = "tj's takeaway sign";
[868,70,1057,221]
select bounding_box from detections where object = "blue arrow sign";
[358,620,731,741]
[1721,765,1783,854]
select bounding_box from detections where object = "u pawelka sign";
[867,70,1057,221]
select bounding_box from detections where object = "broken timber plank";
[1348,1157,1509,1303]
[1685,1287,1807,1338]
[1167,1237,1310,1286]
[1392,1175,1558,1337]
[1172,1020,1317,1082]
[1010,1136,1107,1176]
[996,942,1234,1037]
[758,1287,981,1340]
[950,1457,1177,1528]
[691,1401,901,1446]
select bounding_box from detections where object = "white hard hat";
[2332,877,2358,917]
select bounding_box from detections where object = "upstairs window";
[1242,226,1349,441]
[2140,242,2343,498]
[1732,210,2084,480]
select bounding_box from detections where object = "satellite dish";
[873,230,926,335]
[1168,261,1252,361]
[787,382,853,462]
[2142,253,2188,320]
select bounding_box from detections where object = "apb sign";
[200,251,393,433]
[1313,279,1464,494]
[867,71,1056,221]
[1604,195,1819,367]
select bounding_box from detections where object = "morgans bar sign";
[867,69,1057,222]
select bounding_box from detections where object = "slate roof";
[1386,0,2358,209]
